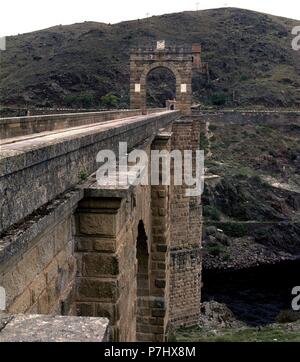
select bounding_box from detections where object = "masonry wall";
[75,195,137,342]
[74,179,154,342]
[169,249,202,326]
[169,119,202,327]
[0,190,81,315]
[148,133,172,341]
[74,133,173,342]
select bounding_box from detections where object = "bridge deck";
[0,109,165,140]
[0,110,180,234]
[0,111,170,151]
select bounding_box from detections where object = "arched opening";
[136,220,150,339]
[136,220,149,298]
[146,67,176,109]
[170,104,175,110]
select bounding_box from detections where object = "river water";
[202,259,300,326]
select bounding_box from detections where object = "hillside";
[0,8,300,108]
[201,113,300,271]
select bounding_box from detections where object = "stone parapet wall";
[0,189,82,315]
[0,108,164,140]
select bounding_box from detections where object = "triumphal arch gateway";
[130,40,204,115]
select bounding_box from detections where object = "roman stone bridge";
[0,108,203,342]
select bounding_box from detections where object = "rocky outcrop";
[199,301,245,329]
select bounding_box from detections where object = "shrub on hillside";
[276,310,300,324]
[100,92,119,109]
[210,93,226,106]
[64,92,95,108]
[203,206,221,221]
[221,223,247,237]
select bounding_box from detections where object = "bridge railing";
[0,108,166,140]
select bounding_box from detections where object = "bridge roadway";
[0,111,169,149]
[0,109,160,139]
[0,109,180,234]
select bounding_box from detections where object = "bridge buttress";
[169,119,202,327]
[74,132,174,342]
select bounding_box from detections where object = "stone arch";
[140,63,181,111]
[130,42,202,115]
[140,62,182,84]
[136,220,150,297]
[136,219,151,340]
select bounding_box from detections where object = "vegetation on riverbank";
[175,321,300,342]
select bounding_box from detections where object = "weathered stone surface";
[0,314,13,330]
[76,279,118,301]
[75,302,94,316]
[82,254,119,276]
[0,188,82,270]
[0,191,79,315]
[79,214,116,236]
[0,314,109,342]
[168,120,202,327]
[169,247,202,327]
